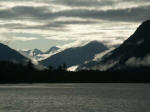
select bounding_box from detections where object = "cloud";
[52,5,150,22]
[0,0,149,50]
[0,6,50,20]
[126,55,150,67]
[51,0,150,9]
[0,32,39,42]
[13,37,38,41]
[57,40,90,50]
[52,0,115,7]
[0,4,150,22]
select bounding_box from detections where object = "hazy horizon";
[0,0,150,51]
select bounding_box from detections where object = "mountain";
[0,43,28,63]
[20,48,43,57]
[19,46,60,61]
[44,46,60,54]
[77,48,115,70]
[81,20,150,71]
[33,48,43,56]
[39,41,108,68]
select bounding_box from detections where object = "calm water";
[0,83,150,112]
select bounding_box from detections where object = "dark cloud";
[52,0,115,7]
[53,5,150,22]
[51,0,150,7]
[0,9,14,19]
[0,6,49,20]
[0,23,67,31]
[36,20,97,30]
[53,20,97,25]
[0,20,96,32]
[129,0,149,1]
[0,5,150,22]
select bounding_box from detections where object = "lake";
[0,83,149,112]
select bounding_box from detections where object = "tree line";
[0,61,150,83]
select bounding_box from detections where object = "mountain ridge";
[0,43,28,63]
[19,46,60,61]
[80,19,150,71]
[39,41,108,68]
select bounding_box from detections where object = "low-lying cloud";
[126,55,150,67]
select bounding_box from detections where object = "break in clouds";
[0,0,150,50]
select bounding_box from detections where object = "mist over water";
[0,83,149,112]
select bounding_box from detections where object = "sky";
[0,0,150,51]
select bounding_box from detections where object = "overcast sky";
[0,0,150,51]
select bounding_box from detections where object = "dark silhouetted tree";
[62,64,67,71]
[27,60,34,71]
